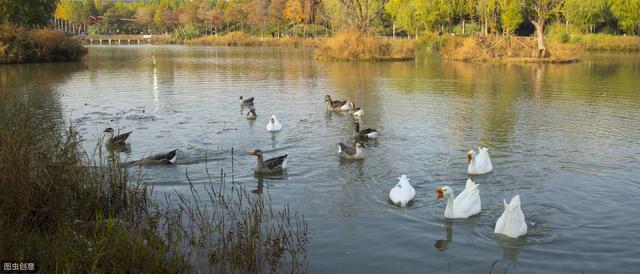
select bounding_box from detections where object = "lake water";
[2,45,640,273]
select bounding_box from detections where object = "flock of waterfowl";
[103,94,528,239]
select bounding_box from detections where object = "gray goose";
[239,96,255,106]
[324,95,352,111]
[104,127,132,146]
[348,101,364,117]
[134,149,178,165]
[338,142,365,160]
[354,122,378,139]
[249,149,288,173]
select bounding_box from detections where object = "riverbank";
[0,89,308,272]
[0,24,86,64]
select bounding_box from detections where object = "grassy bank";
[0,90,308,272]
[569,34,640,51]
[439,35,578,63]
[185,32,323,48]
[0,24,87,64]
[315,30,415,61]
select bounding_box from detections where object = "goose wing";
[338,142,356,155]
[264,154,288,169]
[112,131,132,143]
[242,97,255,104]
[148,149,178,161]
[330,100,347,108]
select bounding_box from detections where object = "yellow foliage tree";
[284,0,305,24]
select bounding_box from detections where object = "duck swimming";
[103,127,132,146]
[266,115,282,132]
[494,195,528,238]
[467,147,493,175]
[324,95,351,111]
[354,122,378,139]
[249,149,288,174]
[134,149,178,165]
[389,175,415,207]
[436,179,481,219]
[338,142,365,160]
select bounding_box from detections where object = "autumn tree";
[285,0,306,24]
[338,0,389,30]
[524,0,564,57]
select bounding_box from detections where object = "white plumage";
[436,179,481,219]
[389,175,416,207]
[494,195,528,238]
[266,115,282,132]
[467,147,493,175]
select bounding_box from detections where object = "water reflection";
[434,220,453,251]
[6,46,640,274]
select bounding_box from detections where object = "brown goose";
[249,149,288,173]
[324,95,352,111]
[354,122,378,139]
[239,96,255,106]
[104,127,132,146]
[247,108,257,120]
[338,142,365,160]
[135,149,178,165]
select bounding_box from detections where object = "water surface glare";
[3,45,640,273]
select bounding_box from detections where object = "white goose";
[467,147,493,175]
[389,175,415,207]
[494,195,528,238]
[436,179,481,219]
[266,115,282,132]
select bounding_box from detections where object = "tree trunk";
[532,19,547,58]
[462,19,465,35]
[392,21,395,39]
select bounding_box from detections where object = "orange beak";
[467,154,472,164]
[436,188,444,200]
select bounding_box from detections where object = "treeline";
[53,0,640,38]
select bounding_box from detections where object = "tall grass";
[315,29,415,61]
[0,90,309,272]
[570,34,640,51]
[0,24,86,64]
[440,35,578,63]
[186,31,322,48]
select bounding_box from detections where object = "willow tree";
[564,0,608,33]
[610,0,640,35]
[524,0,564,58]
[500,0,522,35]
[338,0,389,30]
[386,0,422,38]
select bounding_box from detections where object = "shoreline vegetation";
[0,24,86,64]
[0,91,309,272]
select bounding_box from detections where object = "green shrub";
[546,23,571,43]
[417,31,449,51]
[452,22,480,35]
[171,25,201,41]
[0,24,86,64]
